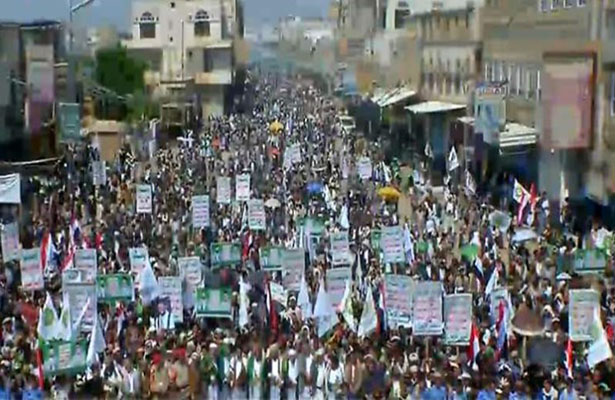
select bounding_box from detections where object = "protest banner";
[569,289,600,342]
[413,281,443,335]
[288,143,301,164]
[489,288,511,324]
[443,294,472,345]
[357,156,372,180]
[179,256,202,308]
[62,282,96,333]
[159,276,183,323]
[58,103,80,142]
[282,248,305,291]
[210,243,241,267]
[195,288,232,318]
[269,281,288,308]
[0,174,20,205]
[96,274,134,303]
[191,195,210,228]
[136,184,152,214]
[326,267,351,309]
[236,174,251,202]
[74,249,97,284]
[370,229,381,252]
[62,269,82,285]
[248,199,266,230]
[330,230,350,266]
[1,222,20,261]
[20,248,44,291]
[91,161,106,186]
[381,225,404,263]
[216,176,231,204]
[384,274,414,329]
[41,339,88,376]
[129,247,149,276]
[259,246,284,271]
[573,249,608,274]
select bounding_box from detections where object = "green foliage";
[95,46,146,96]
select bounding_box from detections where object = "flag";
[512,179,529,204]
[526,183,537,226]
[338,280,356,332]
[467,323,480,368]
[485,265,499,296]
[564,338,573,379]
[40,232,56,272]
[496,300,508,360]
[37,293,59,341]
[424,143,433,159]
[138,259,160,305]
[57,301,73,341]
[339,204,349,230]
[358,284,378,338]
[466,170,476,195]
[69,216,81,248]
[95,232,103,251]
[60,245,75,272]
[86,315,105,367]
[73,298,90,334]
[116,303,126,340]
[238,276,250,328]
[313,279,336,338]
[587,306,613,368]
[377,281,387,334]
[266,278,279,337]
[297,275,312,320]
[403,224,414,264]
[448,147,460,171]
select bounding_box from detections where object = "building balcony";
[186,38,232,50]
[603,40,615,64]
[123,38,162,50]
[194,70,232,85]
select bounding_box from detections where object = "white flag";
[138,259,160,305]
[448,147,460,171]
[339,204,349,230]
[313,279,336,338]
[57,301,73,341]
[587,306,613,368]
[358,285,378,338]
[512,179,529,204]
[466,170,476,194]
[339,280,356,332]
[37,293,59,341]
[86,315,106,367]
[73,298,90,334]
[297,275,312,320]
[424,143,433,159]
[238,277,250,328]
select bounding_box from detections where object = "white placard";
[248,199,266,230]
[330,230,350,266]
[129,247,149,276]
[235,174,251,202]
[91,161,106,186]
[74,249,97,283]
[1,222,20,262]
[269,281,288,308]
[20,248,44,291]
[357,157,372,180]
[413,281,443,336]
[192,195,210,228]
[0,174,20,204]
[179,256,202,308]
[62,282,97,333]
[382,225,405,264]
[159,276,184,323]
[282,249,305,291]
[326,267,351,309]
[216,176,231,204]
[384,274,414,329]
[136,184,152,214]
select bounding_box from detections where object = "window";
[445,18,449,31]
[507,64,513,94]
[170,2,175,8]
[564,0,573,7]
[511,64,519,95]
[139,12,156,39]
[608,11,615,40]
[610,72,615,116]
[499,62,506,82]
[528,69,537,99]
[465,13,469,28]
[484,61,492,81]
[491,61,498,82]
[551,0,561,9]
[455,15,459,26]
[578,0,586,5]
[194,10,211,37]
[203,49,214,72]
[518,66,526,97]
[539,0,549,12]
[537,70,542,100]
[455,75,461,94]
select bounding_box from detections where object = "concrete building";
[481,0,614,217]
[87,26,120,58]
[124,0,244,120]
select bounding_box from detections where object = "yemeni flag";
[467,323,480,368]
[265,278,278,340]
[564,338,573,379]
[495,300,508,360]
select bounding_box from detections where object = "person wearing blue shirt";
[477,379,497,400]
[558,377,578,400]
[421,372,447,400]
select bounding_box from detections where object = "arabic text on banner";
[192,195,210,228]
[288,144,301,165]
[216,176,231,204]
[443,293,473,345]
[248,199,266,230]
[381,225,405,264]
[195,288,232,318]
[330,231,350,266]
[384,274,414,329]
[0,174,20,205]
[269,282,288,308]
[235,174,251,202]
[326,267,351,310]
[136,184,152,214]
[20,248,44,291]
[91,161,106,186]
[159,276,184,323]
[210,243,241,267]
[260,246,284,271]
[357,157,372,180]
[74,249,97,284]
[41,339,87,376]
[1,222,20,261]
[62,282,97,333]
[282,248,305,291]
[413,281,443,336]
[569,289,600,342]
[178,256,202,309]
[129,247,149,276]
[96,274,134,303]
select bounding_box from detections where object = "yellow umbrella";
[377,186,401,201]
[269,121,284,133]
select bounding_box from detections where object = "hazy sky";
[3,0,330,31]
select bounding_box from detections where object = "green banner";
[41,339,88,376]
[299,217,326,236]
[195,288,232,318]
[371,230,381,251]
[96,274,134,302]
[210,243,242,267]
[574,249,607,274]
[59,102,80,142]
[259,246,284,271]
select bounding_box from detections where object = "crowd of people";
[0,69,613,400]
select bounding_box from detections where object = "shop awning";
[499,123,537,148]
[457,116,475,125]
[405,101,466,114]
[378,87,417,107]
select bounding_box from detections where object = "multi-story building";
[124,0,244,121]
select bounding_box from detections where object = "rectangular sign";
[62,283,97,333]
[573,249,607,274]
[159,276,183,323]
[0,174,21,205]
[371,229,381,252]
[259,246,284,271]
[210,243,241,267]
[474,94,505,144]
[91,161,106,186]
[326,267,351,310]
[195,288,232,318]
[357,157,372,180]
[96,274,134,303]
[569,289,600,342]
[236,174,251,202]
[330,231,350,266]
[58,103,80,142]
[178,256,202,309]
[192,195,210,228]
[269,281,288,308]
[129,247,149,276]
[74,249,97,284]
[443,294,473,345]
[282,248,305,291]
[248,199,266,230]
[1,222,20,262]
[384,274,414,329]
[413,281,443,336]
[41,339,87,377]
[20,248,44,291]
[216,176,231,204]
[136,184,152,214]
[381,226,404,263]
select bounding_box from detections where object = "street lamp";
[67,0,96,102]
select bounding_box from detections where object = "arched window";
[140,12,156,39]
[194,10,210,37]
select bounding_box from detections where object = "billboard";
[474,82,506,145]
[542,53,595,149]
[59,103,81,142]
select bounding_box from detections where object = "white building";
[123,0,243,119]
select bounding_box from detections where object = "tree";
[95,46,146,96]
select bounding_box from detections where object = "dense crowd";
[0,69,613,400]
